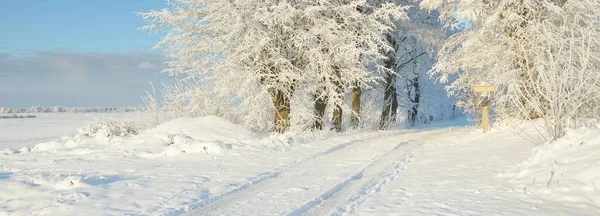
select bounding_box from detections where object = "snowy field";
[0,113,133,149]
[1,116,600,215]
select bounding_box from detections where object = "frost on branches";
[377,1,453,129]
[421,0,600,140]
[140,0,415,132]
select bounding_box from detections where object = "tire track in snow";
[339,151,416,215]
[184,130,440,216]
[180,133,389,215]
[292,141,422,216]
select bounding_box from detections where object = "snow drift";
[502,126,600,209]
[14,116,258,157]
[136,116,257,158]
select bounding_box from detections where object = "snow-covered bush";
[78,120,141,138]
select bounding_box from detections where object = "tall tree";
[378,0,443,129]
[379,33,400,129]
[141,0,407,132]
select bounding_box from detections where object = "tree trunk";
[553,123,566,141]
[313,90,328,130]
[269,88,291,133]
[332,66,343,132]
[409,76,420,125]
[380,72,398,130]
[379,36,398,130]
[332,105,343,132]
[350,86,362,129]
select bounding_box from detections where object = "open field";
[0,113,133,149]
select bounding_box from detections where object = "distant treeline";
[0,114,37,119]
[0,106,137,114]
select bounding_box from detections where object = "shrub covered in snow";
[78,120,141,138]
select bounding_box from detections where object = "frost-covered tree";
[141,0,407,132]
[396,36,433,125]
[376,0,447,129]
[421,0,600,140]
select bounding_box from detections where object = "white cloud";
[138,61,158,69]
[0,51,173,107]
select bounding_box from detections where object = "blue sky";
[0,1,174,108]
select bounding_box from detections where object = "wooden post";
[482,106,489,133]
[473,85,494,133]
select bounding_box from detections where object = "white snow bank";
[502,127,600,208]
[136,116,259,158]
[148,116,255,143]
[21,116,258,157]
[30,135,109,152]
[136,133,228,158]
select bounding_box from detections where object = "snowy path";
[186,130,438,216]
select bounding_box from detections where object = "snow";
[0,113,132,149]
[352,125,598,215]
[1,116,600,215]
[501,126,600,212]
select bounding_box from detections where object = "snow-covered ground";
[0,113,133,149]
[1,116,599,215]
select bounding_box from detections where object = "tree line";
[0,106,137,114]
[141,0,600,140]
